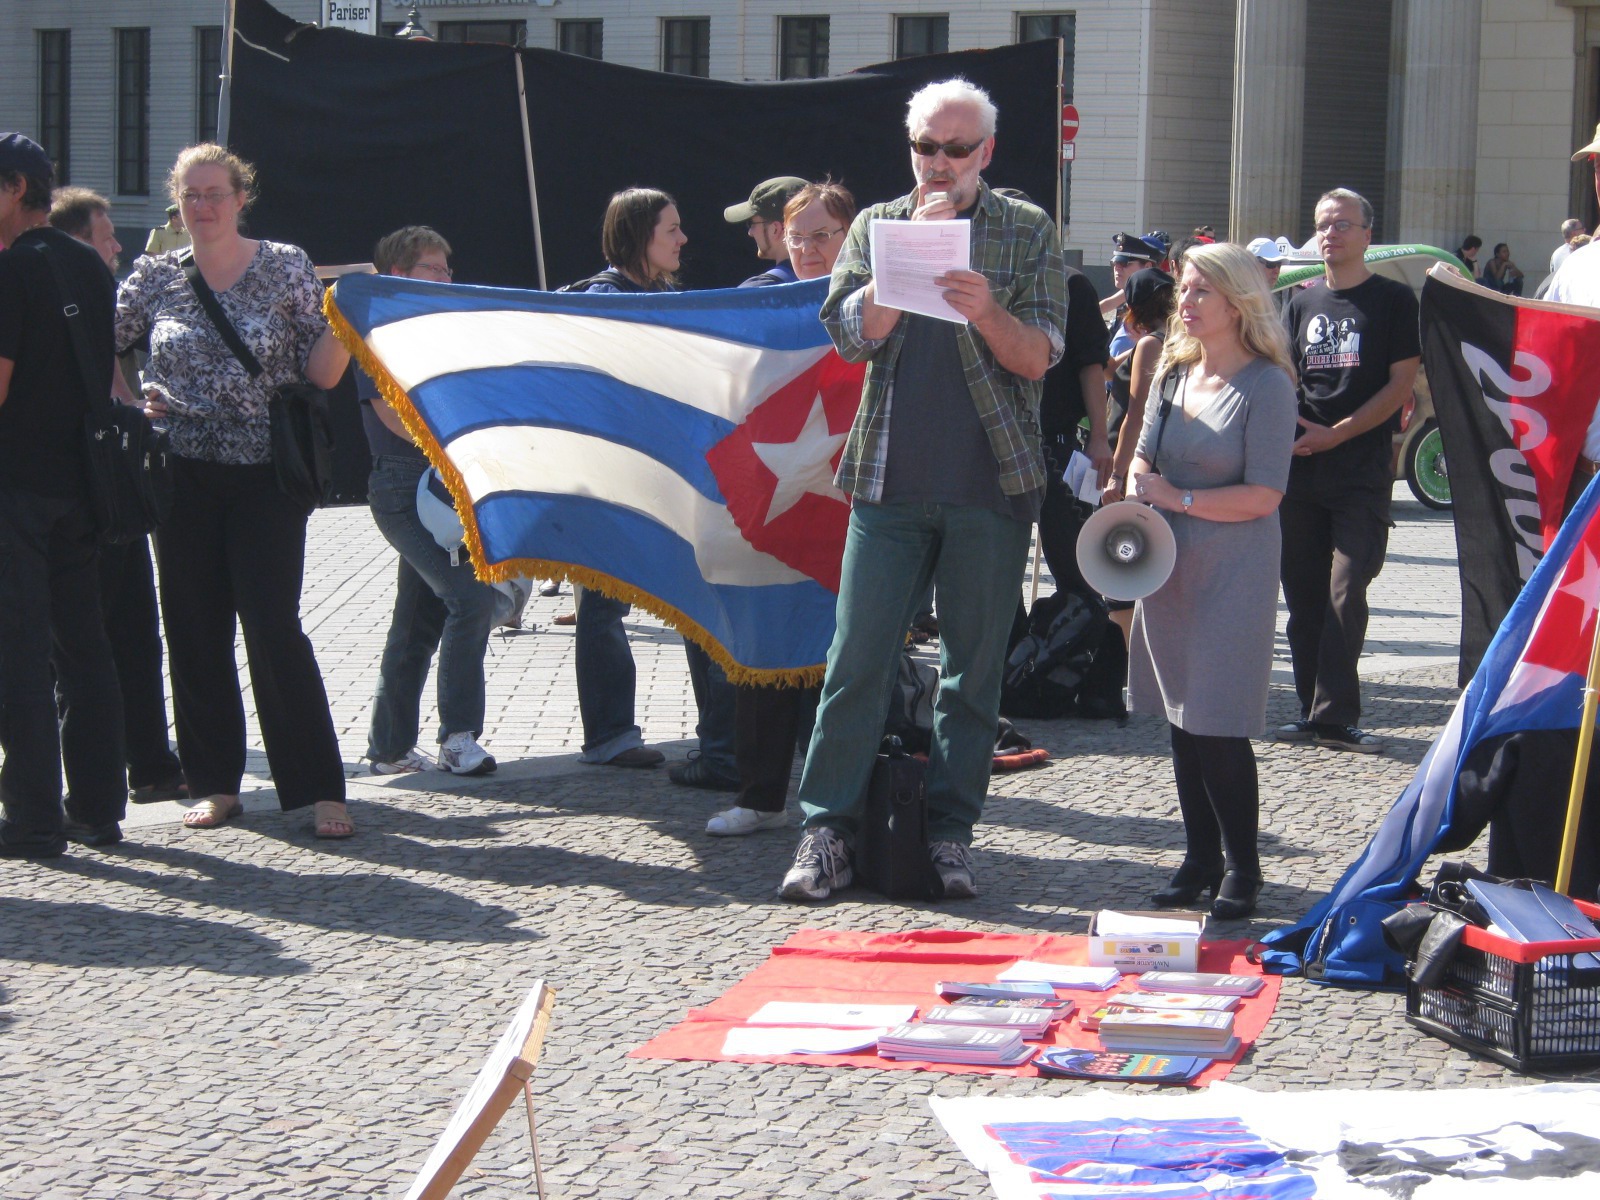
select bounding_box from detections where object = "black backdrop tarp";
[228,0,1062,498]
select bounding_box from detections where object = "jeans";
[96,535,183,788]
[797,501,1031,844]
[575,585,644,761]
[0,488,126,851]
[365,456,510,758]
[683,639,737,776]
[155,458,345,810]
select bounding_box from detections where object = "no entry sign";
[1061,104,1080,143]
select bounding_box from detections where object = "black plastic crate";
[1406,898,1600,1073]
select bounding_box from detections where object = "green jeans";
[797,500,1031,844]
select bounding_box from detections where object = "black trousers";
[1034,437,1094,600]
[155,458,345,809]
[1168,724,1259,879]
[734,683,820,812]
[97,535,183,788]
[1278,448,1391,728]
[0,487,125,850]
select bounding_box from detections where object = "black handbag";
[183,255,334,511]
[856,736,943,901]
[25,233,172,543]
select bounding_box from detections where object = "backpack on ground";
[883,650,938,754]
[1000,590,1125,720]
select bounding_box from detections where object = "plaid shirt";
[820,181,1067,503]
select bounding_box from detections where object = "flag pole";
[1557,599,1600,893]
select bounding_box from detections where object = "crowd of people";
[0,81,1426,918]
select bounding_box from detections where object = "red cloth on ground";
[631,928,1280,1083]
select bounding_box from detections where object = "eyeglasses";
[1315,219,1370,235]
[179,189,236,207]
[908,137,985,159]
[783,228,843,250]
[411,262,453,280]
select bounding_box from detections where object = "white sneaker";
[439,732,496,776]
[370,747,436,775]
[779,827,853,901]
[705,806,787,837]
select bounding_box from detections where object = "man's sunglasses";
[908,138,985,159]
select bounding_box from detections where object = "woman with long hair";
[115,144,353,837]
[1126,242,1298,920]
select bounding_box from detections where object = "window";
[435,21,526,47]
[38,31,70,184]
[116,28,150,195]
[662,18,710,77]
[895,15,948,60]
[1016,13,1077,225]
[779,16,829,79]
[195,27,223,144]
[559,19,603,59]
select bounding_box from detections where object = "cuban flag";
[1260,476,1600,984]
[326,274,864,684]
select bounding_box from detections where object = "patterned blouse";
[115,240,328,465]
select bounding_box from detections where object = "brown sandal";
[313,801,355,840]
[182,795,243,829]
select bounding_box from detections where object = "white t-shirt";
[1545,241,1600,458]
[1550,240,1575,275]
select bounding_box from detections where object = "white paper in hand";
[870,219,971,325]
[1061,450,1103,505]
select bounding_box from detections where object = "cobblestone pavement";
[0,490,1549,1199]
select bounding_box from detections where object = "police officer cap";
[1111,232,1162,264]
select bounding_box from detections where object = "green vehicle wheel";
[1405,419,1451,510]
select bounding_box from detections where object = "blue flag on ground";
[1261,477,1600,984]
[328,274,867,685]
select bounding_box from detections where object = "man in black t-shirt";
[0,132,127,857]
[1277,188,1421,755]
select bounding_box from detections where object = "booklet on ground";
[1098,1031,1241,1060]
[1035,1048,1208,1083]
[721,1026,887,1056]
[937,980,1059,1001]
[997,961,1123,990]
[877,1023,1037,1066]
[1135,971,1264,997]
[922,1005,1056,1038]
[746,1001,918,1028]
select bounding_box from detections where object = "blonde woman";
[115,144,353,837]
[1126,242,1297,920]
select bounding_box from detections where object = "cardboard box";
[1087,910,1205,973]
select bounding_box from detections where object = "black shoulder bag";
[182,255,334,511]
[26,234,172,543]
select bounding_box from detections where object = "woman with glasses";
[706,181,860,837]
[563,188,686,771]
[114,143,354,838]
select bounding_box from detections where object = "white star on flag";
[751,394,848,524]
[1559,545,1600,630]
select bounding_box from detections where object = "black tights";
[1168,724,1260,880]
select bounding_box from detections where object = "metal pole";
[513,53,548,290]
[1556,603,1600,894]
[218,0,237,146]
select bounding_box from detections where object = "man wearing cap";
[144,204,189,257]
[776,78,1067,903]
[1100,231,1162,319]
[723,177,807,288]
[0,132,128,857]
[1247,236,1289,312]
[1277,187,1419,756]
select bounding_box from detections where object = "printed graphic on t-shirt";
[1303,313,1360,369]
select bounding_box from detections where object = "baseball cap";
[1574,123,1600,161]
[1111,232,1162,264]
[166,203,180,216]
[1247,236,1287,265]
[1124,267,1175,309]
[0,132,52,180]
[724,177,809,224]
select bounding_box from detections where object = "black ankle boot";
[1209,871,1263,920]
[1151,859,1225,907]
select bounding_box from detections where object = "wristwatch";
[1181,490,1194,513]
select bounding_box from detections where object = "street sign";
[323,1,378,36]
[1061,104,1080,143]
[1062,142,1076,162]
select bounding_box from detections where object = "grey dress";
[1127,358,1297,737]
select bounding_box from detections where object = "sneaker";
[669,751,740,792]
[778,827,853,901]
[538,579,563,598]
[64,820,124,848]
[370,747,437,776]
[706,806,787,837]
[439,732,497,776]
[929,840,978,899]
[1313,724,1385,754]
[1274,719,1315,742]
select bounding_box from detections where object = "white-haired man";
[778,78,1067,902]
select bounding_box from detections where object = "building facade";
[0,0,1595,274]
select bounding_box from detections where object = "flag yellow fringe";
[323,286,826,688]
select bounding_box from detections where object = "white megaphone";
[1076,500,1177,602]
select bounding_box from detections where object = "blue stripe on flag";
[334,272,832,352]
[415,368,735,501]
[474,492,838,672]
